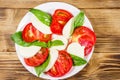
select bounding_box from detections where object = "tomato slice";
[22,23,51,42]
[50,20,63,35]
[53,9,73,19]
[22,23,37,42]
[46,50,73,77]
[50,9,73,34]
[72,26,96,56]
[38,32,52,42]
[24,48,49,67]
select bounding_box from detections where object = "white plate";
[15,2,94,80]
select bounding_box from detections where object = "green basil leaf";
[30,8,51,26]
[35,54,50,76]
[51,40,64,47]
[70,18,75,36]
[32,41,47,47]
[11,31,47,47]
[47,41,51,48]
[74,11,84,28]
[70,54,87,66]
[11,31,32,47]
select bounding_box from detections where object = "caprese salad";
[11,8,96,77]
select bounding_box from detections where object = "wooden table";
[0,0,120,80]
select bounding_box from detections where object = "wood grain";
[0,0,120,9]
[0,0,120,80]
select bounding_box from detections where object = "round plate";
[15,2,94,80]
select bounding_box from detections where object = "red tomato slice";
[22,23,37,42]
[50,20,63,35]
[24,48,49,67]
[72,26,96,56]
[38,32,52,42]
[53,9,73,19]
[54,17,68,26]
[50,9,73,34]
[22,23,51,42]
[46,50,73,77]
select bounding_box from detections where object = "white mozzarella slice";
[62,17,74,39]
[67,42,85,58]
[18,45,41,58]
[51,35,68,50]
[31,14,52,34]
[44,49,58,72]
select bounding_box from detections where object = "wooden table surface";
[0,0,120,80]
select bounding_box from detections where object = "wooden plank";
[84,9,120,37]
[0,0,120,9]
[0,71,43,80]
[0,9,120,53]
[0,8,28,34]
[0,52,120,80]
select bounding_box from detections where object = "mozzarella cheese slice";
[44,49,58,72]
[67,42,85,58]
[31,14,52,34]
[51,35,68,50]
[18,45,41,58]
[63,17,74,39]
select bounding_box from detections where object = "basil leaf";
[11,31,32,47]
[70,54,87,66]
[32,41,47,47]
[74,11,84,28]
[35,55,50,76]
[30,8,51,26]
[51,40,64,47]
[69,18,75,36]
[46,40,64,48]
[47,41,51,48]
[11,31,47,47]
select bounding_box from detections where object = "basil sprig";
[11,31,64,47]
[70,54,87,66]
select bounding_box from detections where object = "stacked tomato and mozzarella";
[18,9,96,77]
